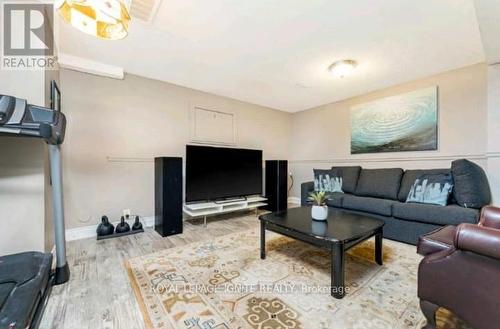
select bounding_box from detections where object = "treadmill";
[0,82,70,328]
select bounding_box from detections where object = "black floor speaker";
[264,160,288,212]
[155,157,183,237]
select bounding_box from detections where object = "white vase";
[311,205,328,221]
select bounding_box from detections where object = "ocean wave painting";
[351,86,438,154]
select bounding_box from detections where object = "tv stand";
[214,196,247,204]
[183,196,268,227]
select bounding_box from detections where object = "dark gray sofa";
[301,160,491,245]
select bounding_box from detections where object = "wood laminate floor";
[40,211,262,329]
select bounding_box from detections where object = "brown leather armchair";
[418,206,500,329]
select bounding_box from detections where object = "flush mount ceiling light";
[56,0,131,40]
[328,60,358,78]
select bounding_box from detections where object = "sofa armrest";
[301,181,314,206]
[479,206,500,229]
[454,223,500,260]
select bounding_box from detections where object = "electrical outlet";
[123,209,131,218]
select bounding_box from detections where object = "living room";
[0,1,499,329]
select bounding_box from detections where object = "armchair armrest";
[301,181,314,206]
[454,223,500,260]
[479,206,500,229]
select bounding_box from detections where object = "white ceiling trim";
[58,53,125,80]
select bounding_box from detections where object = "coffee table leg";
[375,230,383,265]
[260,221,266,260]
[331,242,345,299]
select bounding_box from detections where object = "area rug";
[126,228,469,329]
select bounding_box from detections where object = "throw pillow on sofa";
[406,173,454,206]
[451,159,491,208]
[314,169,343,193]
[398,169,451,202]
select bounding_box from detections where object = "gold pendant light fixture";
[56,0,131,40]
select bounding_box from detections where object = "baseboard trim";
[66,216,155,241]
[288,197,301,205]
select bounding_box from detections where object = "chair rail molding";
[290,153,489,165]
[106,156,154,163]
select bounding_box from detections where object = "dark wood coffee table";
[259,206,384,299]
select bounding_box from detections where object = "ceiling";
[58,0,485,112]
[474,0,500,64]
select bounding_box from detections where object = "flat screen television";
[186,145,263,202]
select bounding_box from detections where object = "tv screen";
[186,145,263,202]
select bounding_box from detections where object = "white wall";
[5,61,494,240]
[289,64,491,200]
[60,63,497,232]
[59,69,292,229]
[0,70,47,255]
[487,64,500,203]
[0,2,60,255]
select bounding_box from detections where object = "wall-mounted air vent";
[129,0,162,22]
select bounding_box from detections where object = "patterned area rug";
[126,228,469,329]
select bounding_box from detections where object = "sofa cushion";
[342,194,397,216]
[355,168,404,200]
[325,192,344,208]
[393,202,479,226]
[398,169,451,202]
[331,166,361,194]
[452,159,491,209]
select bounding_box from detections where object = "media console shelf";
[183,196,268,226]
